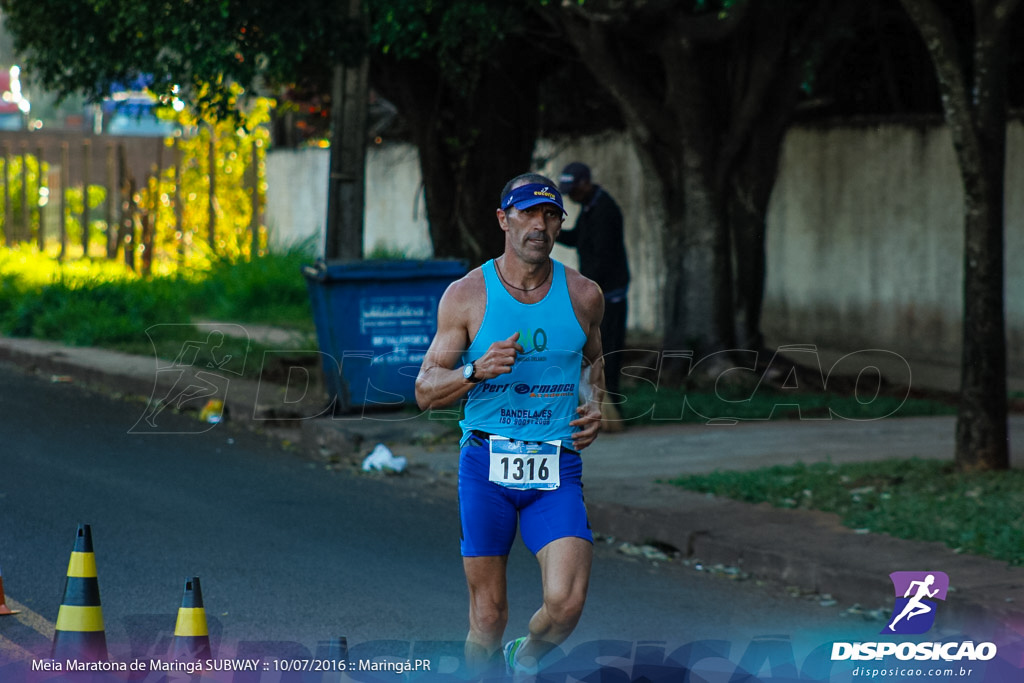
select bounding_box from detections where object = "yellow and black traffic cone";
[0,563,22,615]
[52,524,107,662]
[170,576,211,661]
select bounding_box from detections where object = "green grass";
[0,270,193,347]
[186,249,316,330]
[668,459,1024,565]
[0,246,315,373]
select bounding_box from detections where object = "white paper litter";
[361,443,407,473]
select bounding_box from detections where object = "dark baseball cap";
[558,162,591,193]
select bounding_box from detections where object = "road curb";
[586,493,1024,628]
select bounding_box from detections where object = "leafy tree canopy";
[373,0,523,91]
[806,0,1024,119]
[0,0,540,124]
[1,0,365,121]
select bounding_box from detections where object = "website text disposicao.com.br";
[836,639,997,680]
[851,665,980,679]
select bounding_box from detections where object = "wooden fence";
[0,128,264,275]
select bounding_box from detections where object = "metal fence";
[0,128,265,275]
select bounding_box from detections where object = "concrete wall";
[265,147,329,253]
[265,122,1024,368]
[265,143,431,257]
[764,122,1023,370]
[265,135,665,333]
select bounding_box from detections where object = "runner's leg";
[464,555,509,671]
[516,536,592,668]
[458,437,517,671]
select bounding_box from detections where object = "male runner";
[416,172,605,675]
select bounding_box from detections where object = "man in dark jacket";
[557,162,630,404]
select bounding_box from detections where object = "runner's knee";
[542,587,586,628]
[469,596,508,636]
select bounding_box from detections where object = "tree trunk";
[727,166,769,351]
[719,0,859,352]
[662,148,734,356]
[550,1,855,364]
[372,43,539,266]
[555,17,736,360]
[954,33,1010,471]
[957,162,1009,470]
[324,58,369,261]
[898,0,1015,470]
[725,74,803,353]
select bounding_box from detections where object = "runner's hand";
[569,400,602,450]
[473,331,522,380]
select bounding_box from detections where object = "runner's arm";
[415,283,475,410]
[570,279,606,450]
[415,280,523,410]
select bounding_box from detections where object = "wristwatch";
[463,362,482,383]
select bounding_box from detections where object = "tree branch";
[554,10,677,146]
[559,0,751,43]
[714,0,860,190]
[669,0,752,43]
[898,0,983,174]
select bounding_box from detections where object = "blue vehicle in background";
[96,76,182,137]
[102,92,178,136]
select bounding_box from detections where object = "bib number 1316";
[488,437,561,490]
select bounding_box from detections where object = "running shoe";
[503,636,528,674]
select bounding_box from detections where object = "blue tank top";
[460,259,587,445]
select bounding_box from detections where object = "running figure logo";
[130,324,249,434]
[882,571,949,635]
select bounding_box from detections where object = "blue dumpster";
[303,259,467,412]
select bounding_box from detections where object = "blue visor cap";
[500,183,566,215]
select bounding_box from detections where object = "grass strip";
[668,458,1024,565]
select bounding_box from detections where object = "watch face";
[464,363,474,380]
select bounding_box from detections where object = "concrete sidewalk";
[577,418,1024,626]
[1,333,1022,631]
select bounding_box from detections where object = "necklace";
[495,257,552,293]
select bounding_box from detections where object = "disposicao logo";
[831,571,998,663]
[883,571,949,635]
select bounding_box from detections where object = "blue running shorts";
[458,433,593,557]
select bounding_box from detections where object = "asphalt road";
[0,361,883,677]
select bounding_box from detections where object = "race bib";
[488,436,561,490]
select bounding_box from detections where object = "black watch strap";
[465,362,482,383]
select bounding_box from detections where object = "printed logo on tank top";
[517,327,548,362]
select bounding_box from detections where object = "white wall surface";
[265,143,432,257]
[764,121,1023,369]
[265,122,1024,370]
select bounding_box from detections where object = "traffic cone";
[52,524,107,662]
[0,563,22,615]
[170,576,211,661]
